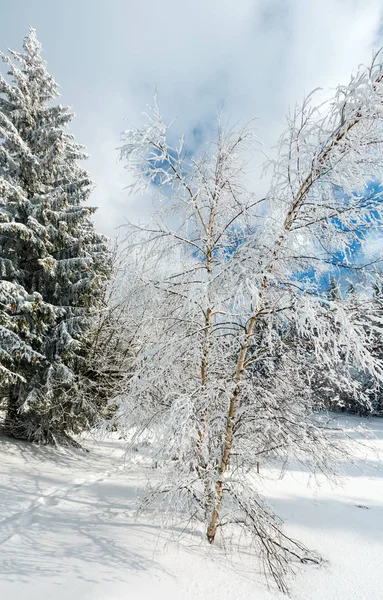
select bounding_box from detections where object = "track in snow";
[0,462,127,545]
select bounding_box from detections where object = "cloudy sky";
[1,0,383,235]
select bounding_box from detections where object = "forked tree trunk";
[206,319,259,542]
[205,102,365,542]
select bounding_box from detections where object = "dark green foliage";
[0,29,111,443]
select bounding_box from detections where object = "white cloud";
[1,0,383,234]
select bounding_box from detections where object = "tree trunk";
[4,383,26,439]
[206,324,257,542]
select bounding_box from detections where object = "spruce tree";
[0,28,111,444]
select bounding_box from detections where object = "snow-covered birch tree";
[0,29,111,444]
[115,51,383,592]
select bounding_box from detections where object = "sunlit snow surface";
[0,416,382,600]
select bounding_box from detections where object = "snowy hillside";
[0,417,382,600]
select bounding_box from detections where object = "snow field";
[0,418,382,600]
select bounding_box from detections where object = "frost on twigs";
[113,50,383,592]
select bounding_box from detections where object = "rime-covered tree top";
[0,28,110,417]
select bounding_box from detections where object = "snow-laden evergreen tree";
[0,29,111,444]
[115,50,383,593]
[340,277,383,416]
[309,279,370,415]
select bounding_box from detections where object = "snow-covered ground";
[0,417,382,600]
